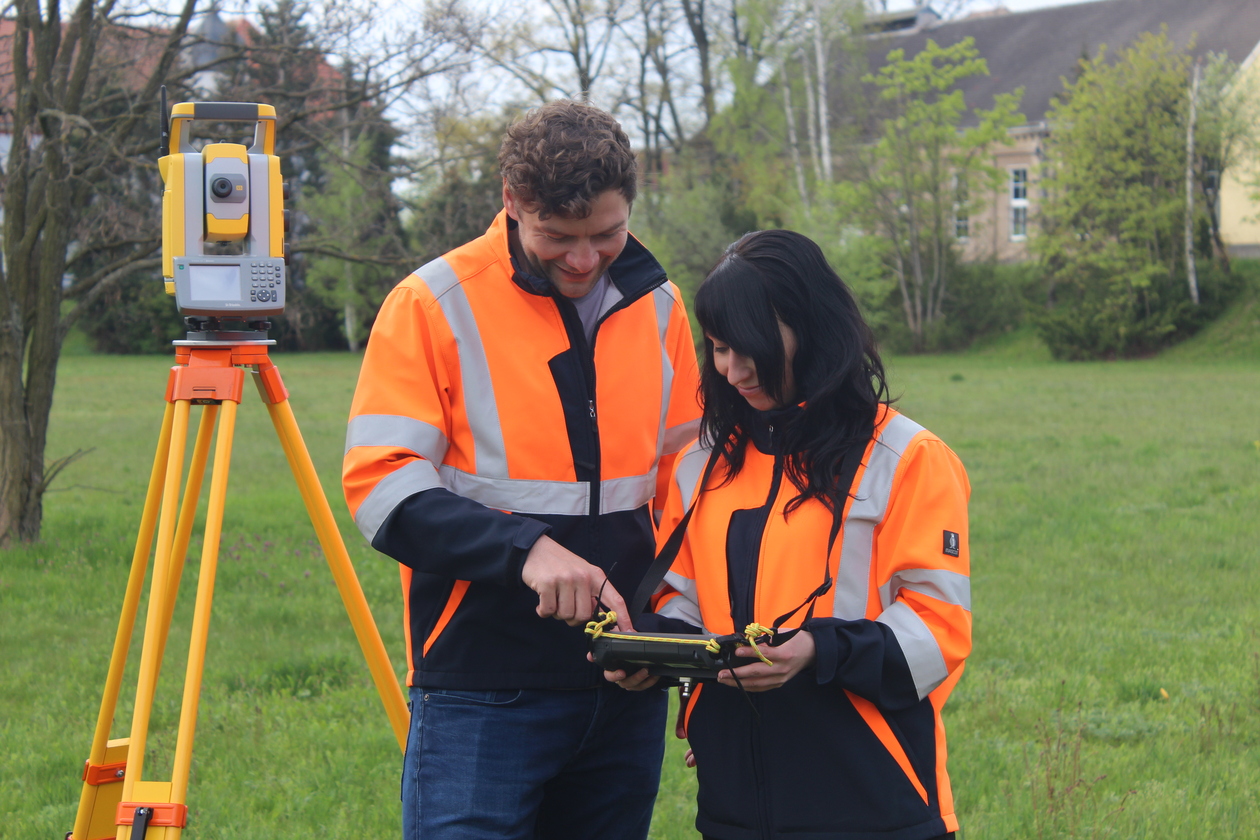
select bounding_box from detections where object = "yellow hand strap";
[742,623,774,665]
[585,610,617,639]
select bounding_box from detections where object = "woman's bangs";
[695,259,778,361]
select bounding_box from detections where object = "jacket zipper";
[553,298,602,522]
[588,398,599,518]
[555,284,660,521]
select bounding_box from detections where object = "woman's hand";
[716,630,815,692]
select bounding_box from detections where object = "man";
[342,100,701,840]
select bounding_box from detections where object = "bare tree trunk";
[636,38,654,175]
[680,0,714,127]
[905,208,928,349]
[891,247,919,341]
[542,0,624,100]
[812,1,832,182]
[1185,60,1200,305]
[929,158,948,322]
[782,75,810,213]
[801,48,823,184]
[641,0,685,156]
[0,0,198,545]
[343,274,360,353]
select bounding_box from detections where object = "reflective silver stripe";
[876,600,949,700]
[663,419,701,455]
[663,570,698,602]
[415,258,509,478]
[656,581,705,628]
[601,471,657,514]
[653,285,677,458]
[659,572,716,633]
[345,414,448,465]
[673,440,712,509]
[354,459,444,543]
[653,283,676,345]
[879,568,971,612]
[831,413,926,619]
[439,465,589,516]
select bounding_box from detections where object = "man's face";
[503,185,630,299]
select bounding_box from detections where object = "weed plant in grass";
[2,349,1259,839]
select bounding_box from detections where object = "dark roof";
[865,0,1260,126]
[864,4,941,34]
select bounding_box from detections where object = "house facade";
[866,0,1260,261]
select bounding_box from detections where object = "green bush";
[1033,262,1245,361]
[80,267,352,354]
[79,271,187,354]
[822,238,1041,355]
[928,260,1043,352]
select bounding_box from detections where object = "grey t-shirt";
[570,273,613,345]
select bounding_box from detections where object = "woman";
[608,230,971,840]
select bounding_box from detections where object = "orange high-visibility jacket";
[343,210,701,689]
[654,406,970,838]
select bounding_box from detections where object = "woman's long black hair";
[694,229,891,514]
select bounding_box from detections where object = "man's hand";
[716,630,816,692]
[522,535,634,629]
[600,662,659,691]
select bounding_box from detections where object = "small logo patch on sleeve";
[943,530,960,557]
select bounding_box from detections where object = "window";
[1010,168,1029,240]
[953,174,969,240]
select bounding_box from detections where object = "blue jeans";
[402,684,668,840]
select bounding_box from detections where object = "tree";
[679,0,715,126]
[303,126,407,351]
[617,0,688,177]
[402,108,512,267]
[1031,31,1206,359]
[1193,51,1260,272]
[481,0,631,103]
[846,37,1023,350]
[0,0,198,545]
[209,0,470,349]
[0,0,475,544]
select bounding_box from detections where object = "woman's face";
[708,321,798,411]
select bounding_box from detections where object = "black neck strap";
[627,446,722,618]
[767,441,864,630]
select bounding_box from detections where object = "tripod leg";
[169,399,238,823]
[70,402,175,840]
[118,399,195,809]
[154,404,220,670]
[264,396,409,751]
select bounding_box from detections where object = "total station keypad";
[249,261,283,303]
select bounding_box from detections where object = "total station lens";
[211,177,234,199]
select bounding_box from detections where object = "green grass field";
[3,314,1259,838]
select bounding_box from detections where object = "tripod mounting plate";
[175,335,275,346]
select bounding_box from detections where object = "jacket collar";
[490,208,670,304]
[747,403,805,456]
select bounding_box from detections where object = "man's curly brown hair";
[499,100,637,220]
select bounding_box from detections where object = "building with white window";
[865,0,1260,262]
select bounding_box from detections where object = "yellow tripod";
[68,340,408,840]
